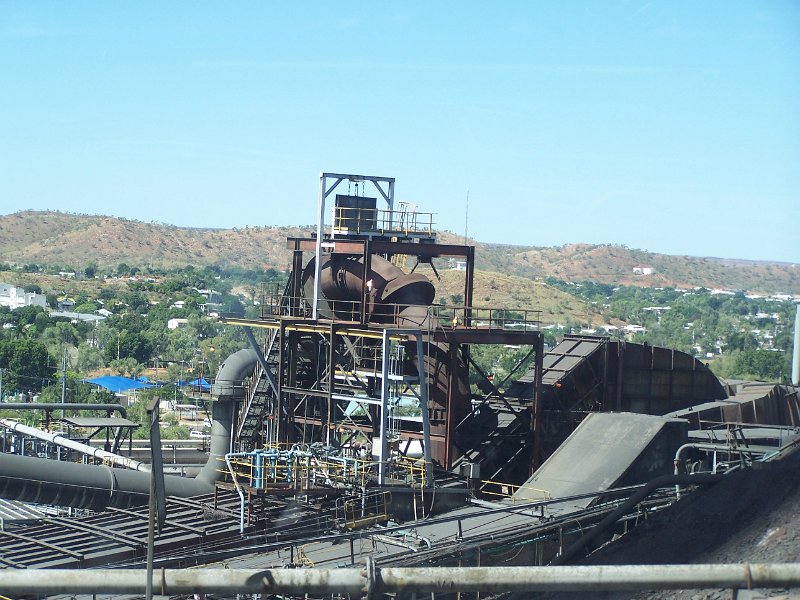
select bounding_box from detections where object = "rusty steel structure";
[222,173,546,493]
[2,174,800,598]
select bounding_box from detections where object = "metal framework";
[313,173,398,320]
[222,173,546,495]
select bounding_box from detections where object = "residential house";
[0,283,47,310]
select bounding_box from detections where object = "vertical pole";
[387,179,395,213]
[291,248,304,317]
[616,342,625,411]
[387,179,395,232]
[792,303,800,386]
[531,333,544,474]
[415,336,433,488]
[379,329,391,485]
[61,346,67,419]
[313,173,326,321]
[444,342,458,470]
[146,466,155,600]
[278,322,286,444]
[326,324,336,446]
[602,341,609,410]
[360,240,371,325]
[464,246,475,326]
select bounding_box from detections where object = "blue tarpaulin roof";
[84,376,157,393]
[187,378,210,390]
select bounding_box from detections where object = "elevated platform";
[513,412,687,514]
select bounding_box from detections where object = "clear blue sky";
[2,2,798,263]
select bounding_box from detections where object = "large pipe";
[0,419,149,471]
[303,254,471,466]
[1,564,799,595]
[0,348,258,510]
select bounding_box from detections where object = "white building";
[0,282,46,310]
[168,318,189,330]
[623,324,647,334]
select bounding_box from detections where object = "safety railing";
[480,479,551,504]
[336,490,392,529]
[431,304,542,331]
[389,455,428,487]
[332,206,435,238]
[256,290,543,334]
[221,445,428,492]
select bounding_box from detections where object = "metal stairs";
[236,330,280,451]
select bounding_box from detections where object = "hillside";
[0,211,307,272]
[2,211,798,294]
[467,240,800,294]
[418,265,606,328]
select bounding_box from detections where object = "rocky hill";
[2,211,798,294]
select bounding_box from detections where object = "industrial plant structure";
[0,173,799,599]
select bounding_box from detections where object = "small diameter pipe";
[1,564,799,595]
[0,403,126,417]
[553,473,722,566]
[0,419,149,472]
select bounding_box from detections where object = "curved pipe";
[212,348,259,400]
[0,349,259,510]
[551,472,723,566]
[303,254,471,467]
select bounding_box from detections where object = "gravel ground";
[512,448,800,600]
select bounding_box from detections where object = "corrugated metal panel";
[0,499,45,522]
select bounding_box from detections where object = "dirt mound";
[507,449,800,600]
[584,451,800,569]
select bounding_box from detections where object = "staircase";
[236,330,281,452]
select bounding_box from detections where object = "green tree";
[105,332,152,364]
[77,342,105,372]
[0,338,56,394]
[109,357,145,379]
[733,350,790,382]
[126,393,189,440]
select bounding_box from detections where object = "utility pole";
[463,188,469,246]
[61,346,68,418]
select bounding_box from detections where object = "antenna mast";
[464,188,469,245]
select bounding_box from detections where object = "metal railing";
[256,289,543,333]
[336,490,392,529]
[430,304,542,331]
[480,478,551,504]
[332,206,435,237]
[221,445,427,492]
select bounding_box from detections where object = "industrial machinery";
[1,174,799,589]
[220,173,545,505]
